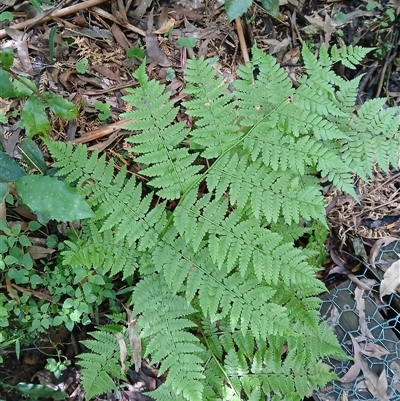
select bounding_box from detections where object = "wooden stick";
[91,7,146,37]
[72,119,135,144]
[235,17,249,64]
[0,0,109,39]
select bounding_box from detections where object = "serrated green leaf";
[19,96,51,138]
[12,77,34,98]
[260,0,279,18]
[0,47,14,69]
[14,175,94,223]
[225,0,252,22]
[76,58,88,74]
[4,255,19,265]
[44,93,78,120]
[0,151,26,182]
[0,11,13,22]
[177,37,197,48]
[18,138,47,174]
[0,69,16,98]
[126,47,145,59]
[94,101,111,121]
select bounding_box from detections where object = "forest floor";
[1,0,400,400]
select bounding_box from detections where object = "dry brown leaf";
[264,38,291,55]
[390,361,400,391]
[361,342,390,359]
[16,40,33,76]
[323,14,334,49]
[154,18,176,34]
[326,304,339,327]
[111,23,132,51]
[339,359,361,383]
[369,369,390,401]
[348,273,372,291]
[26,245,55,260]
[116,333,127,375]
[145,10,171,67]
[348,333,387,401]
[305,15,324,28]
[339,335,363,383]
[369,237,398,268]
[380,259,400,300]
[134,0,153,18]
[340,333,380,397]
[126,308,142,373]
[282,47,300,64]
[354,287,374,339]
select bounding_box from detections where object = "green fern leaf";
[183,57,241,159]
[131,274,205,401]
[77,328,129,400]
[330,44,372,69]
[122,62,202,199]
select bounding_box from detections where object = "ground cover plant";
[39,43,400,400]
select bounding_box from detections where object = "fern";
[46,44,400,400]
[76,326,131,400]
[122,64,202,199]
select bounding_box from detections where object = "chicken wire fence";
[314,240,400,401]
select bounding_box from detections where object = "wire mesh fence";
[313,240,400,401]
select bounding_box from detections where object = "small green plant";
[94,101,111,121]
[0,381,67,400]
[0,220,50,339]
[0,216,117,339]
[29,0,54,11]
[373,41,394,60]
[0,48,78,138]
[384,7,395,22]
[45,356,70,379]
[225,0,279,21]
[0,11,13,22]
[126,47,145,61]
[76,58,89,74]
[177,37,197,49]
[0,330,20,364]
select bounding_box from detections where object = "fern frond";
[199,320,338,401]
[183,57,241,159]
[205,152,325,223]
[337,98,400,179]
[131,274,205,401]
[62,222,140,278]
[77,327,129,400]
[234,46,294,126]
[331,75,362,115]
[330,44,372,69]
[121,62,202,199]
[301,44,345,87]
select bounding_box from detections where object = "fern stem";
[159,95,289,240]
[198,324,242,399]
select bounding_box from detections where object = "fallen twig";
[0,0,110,39]
[235,17,249,64]
[72,119,135,144]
